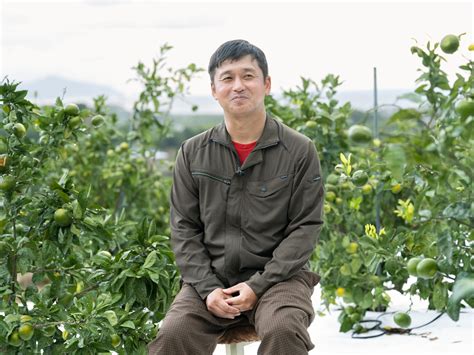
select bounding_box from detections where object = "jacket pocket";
[247,174,290,197]
[243,174,292,237]
[191,171,231,185]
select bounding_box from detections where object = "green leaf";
[437,230,453,264]
[339,316,353,332]
[120,320,136,329]
[447,272,474,321]
[384,144,406,181]
[72,200,83,219]
[143,251,157,269]
[360,293,373,309]
[351,258,363,273]
[432,281,448,311]
[103,310,118,326]
[389,108,421,123]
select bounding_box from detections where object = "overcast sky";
[1,0,473,102]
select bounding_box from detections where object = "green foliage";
[0,44,202,353]
[266,33,473,330]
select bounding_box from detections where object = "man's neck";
[224,110,267,144]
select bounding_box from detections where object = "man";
[148,39,324,354]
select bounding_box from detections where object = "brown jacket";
[170,115,324,299]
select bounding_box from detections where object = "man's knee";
[257,308,310,336]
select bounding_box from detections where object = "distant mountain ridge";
[17,75,414,114]
[21,75,126,105]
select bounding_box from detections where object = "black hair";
[208,39,268,82]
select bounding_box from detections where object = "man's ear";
[211,82,217,100]
[265,76,272,95]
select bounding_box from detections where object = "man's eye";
[222,77,232,81]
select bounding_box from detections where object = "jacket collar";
[210,113,280,149]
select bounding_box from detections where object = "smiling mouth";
[231,96,248,101]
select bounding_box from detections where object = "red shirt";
[232,141,257,165]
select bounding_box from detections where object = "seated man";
[148,39,324,355]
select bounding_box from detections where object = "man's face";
[211,55,271,118]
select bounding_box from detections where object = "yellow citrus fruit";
[62,330,69,340]
[361,184,372,194]
[19,323,34,340]
[305,120,317,129]
[440,34,459,54]
[54,208,72,227]
[75,281,84,294]
[416,258,438,279]
[119,142,129,152]
[336,287,345,297]
[393,312,411,328]
[335,197,343,205]
[391,183,402,194]
[346,242,358,254]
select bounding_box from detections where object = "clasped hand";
[205,282,257,319]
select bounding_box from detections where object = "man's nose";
[232,77,245,92]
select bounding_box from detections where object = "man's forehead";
[216,55,260,74]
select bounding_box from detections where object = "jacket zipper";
[191,171,231,185]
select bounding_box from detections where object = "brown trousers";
[147,270,320,355]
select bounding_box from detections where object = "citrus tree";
[266,33,473,332]
[0,44,201,353]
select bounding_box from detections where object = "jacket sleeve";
[246,140,324,297]
[170,143,225,299]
